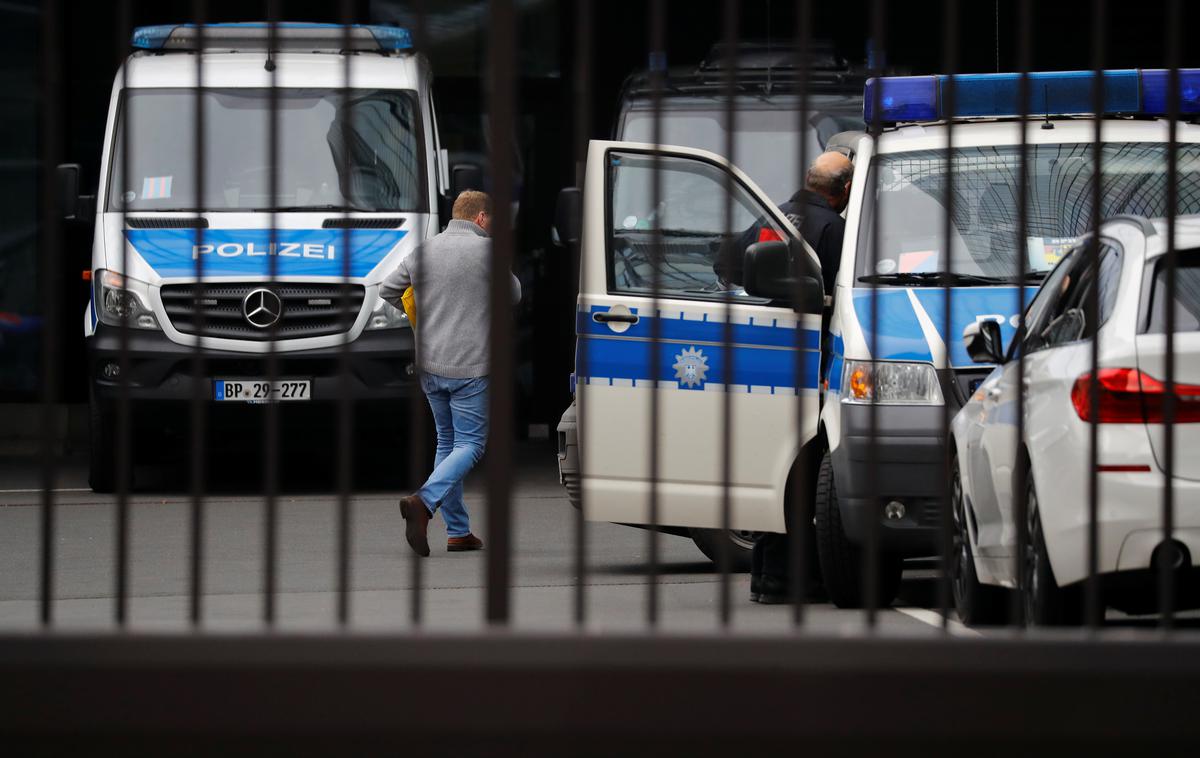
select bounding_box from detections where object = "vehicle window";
[1020,249,1075,351]
[1144,257,1200,333]
[108,88,426,212]
[856,143,1200,286]
[606,150,784,300]
[620,94,864,205]
[1027,240,1122,352]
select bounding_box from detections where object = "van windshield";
[108,87,425,212]
[857,142,1200,285]
[621,94,863,205]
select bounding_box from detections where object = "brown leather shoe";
[398,494,432,557]
[447,533,483,552]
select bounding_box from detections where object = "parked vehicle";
[951,214,1200,626]
[59,23,477,492]
[559,68,1200,604]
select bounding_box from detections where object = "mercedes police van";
[59,23,472,492]
[557,68,1200,606]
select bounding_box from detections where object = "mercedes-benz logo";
[242,288,283,329]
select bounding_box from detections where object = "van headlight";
[95,269,159,330]
[842,360,944,405]
[365,298,410,330]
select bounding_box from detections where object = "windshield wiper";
[858,271,1044,286]
[263,204,381,213]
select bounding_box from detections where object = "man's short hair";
[806,155,854,198]
[452,190,492,221]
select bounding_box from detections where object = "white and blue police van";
[557,68,1200,606]
[59,23,474,492]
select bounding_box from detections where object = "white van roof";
[120,51,424,91]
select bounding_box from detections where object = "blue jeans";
[417,373,489,538]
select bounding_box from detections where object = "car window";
[606,150,783,300]
[1143,257,1200,333]
[1026,240,1122,352]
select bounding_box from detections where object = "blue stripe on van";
[125,228,406,278]
[576,307,820,392]
[910,287,1034,367]
[850,289,932,362]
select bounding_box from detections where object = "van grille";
[159,283,365,341]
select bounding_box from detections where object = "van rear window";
[1144,258,1200,333]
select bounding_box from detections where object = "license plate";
[213,379,311,403]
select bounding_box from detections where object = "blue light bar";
[1141,69,1200,114]
[865,68,1200,124]
[131,22,413,52]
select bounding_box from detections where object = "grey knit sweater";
[379,219,521,379]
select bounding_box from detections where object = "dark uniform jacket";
[720,189,845,294]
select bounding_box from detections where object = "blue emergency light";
[131,22,413,52]
[864,69,1200,124]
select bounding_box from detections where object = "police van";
[59,23,474,492]
[557,69,1200,606]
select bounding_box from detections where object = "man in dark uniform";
[750,150,853,604]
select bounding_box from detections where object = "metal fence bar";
[485,0,517,625]
[571,0,592,629]
[864,0,885,626]
[37,0,63,627]
[1159,0,1181,628]
[188,1,209,628]
[409,0,429,628]
[644,0,666,627]
[114,0,132,627]
[716,0,738,628]
[263,9,281,626]
[936,0,958,630]
[1084,0,1106,629]
[1011,0,1032,627]
[788,0,812,622]
[335,0,355,626]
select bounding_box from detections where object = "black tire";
[814,450,902,609]
[1022,473,1084,627]
[951,455,1009,626]
[88,388,130,494]
[689,528,756,573]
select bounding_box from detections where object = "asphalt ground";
[0,438,1194,634]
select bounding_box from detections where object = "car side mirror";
[57,163,94,223]
[553,187,582,247]
[450,162,484,197]
[743,240,824,314]
[963,320,1005,364]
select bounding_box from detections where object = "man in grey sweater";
[380,191,521,557]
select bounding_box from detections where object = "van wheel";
[814,450,901,609]
[951,454,1008,626]
[689,528,755,573]
[88,388,131,494]
[1022,474,1084,627]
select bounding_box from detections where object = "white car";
[951,215,1200,625]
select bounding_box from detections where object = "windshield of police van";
[108,88,425,212]
[856,142,1200,286]
[621,94,863,205]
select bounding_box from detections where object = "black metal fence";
[7,0,1200,751]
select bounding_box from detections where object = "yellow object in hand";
[401,286,417,329]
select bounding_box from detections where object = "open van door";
[576,140,824,534]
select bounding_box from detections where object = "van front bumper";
[88,324,418,404]
[830,402,948,557]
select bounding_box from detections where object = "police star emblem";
[673,346,709,389]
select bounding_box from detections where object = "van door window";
[606,150,785,301]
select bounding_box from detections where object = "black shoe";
[757,575,791,605]
[749,574,763,603]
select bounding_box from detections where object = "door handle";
[593,312,639,325]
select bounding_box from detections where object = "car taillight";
[756,227,783,243]
[1071,368,1200,423]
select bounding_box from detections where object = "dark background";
[6,0,1198,426]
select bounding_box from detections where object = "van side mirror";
[450,163,484,197]
[57,163,94,223]
[553,187,582,247]
[743,240,824,314]
[963,320,1005,364]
